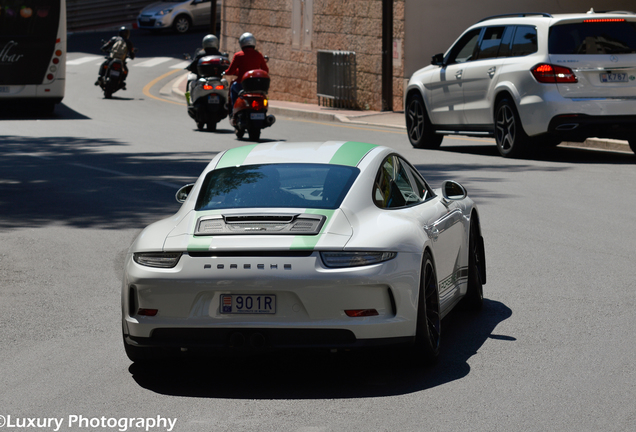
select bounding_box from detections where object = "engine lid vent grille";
[196,213,326,236]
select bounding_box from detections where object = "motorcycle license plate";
[220,294,276,314]
[250,113,265,120]
[110,70,120,77]
[208,95,220,104]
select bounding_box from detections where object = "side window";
[511,26,538,56]
[496,26,515,58]
[475,26,506,60]
[373,156,424,209]
[403,162,434,202]
[446,29,481,65]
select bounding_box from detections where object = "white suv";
[405,10,636,157]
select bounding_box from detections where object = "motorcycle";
[230,69,276,141]
[186,55,230,131]
[97,42,136,99]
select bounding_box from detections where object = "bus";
[0,0,66,113]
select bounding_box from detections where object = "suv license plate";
[251,112,265,120]
[208,95,219,104]
[220,294,276,314]
[600,73,628,83]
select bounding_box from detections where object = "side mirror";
[176,184,194,203]
[441,180,467,202]
[264,55,269,62]
[431,53,444,66]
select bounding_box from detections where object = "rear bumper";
[548,114,636,142]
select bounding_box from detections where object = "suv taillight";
[531,64,578,84]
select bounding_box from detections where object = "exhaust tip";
[266,115,276,126]
[229,332,245,348]
[555,123,579,131]
[250,333,266,349]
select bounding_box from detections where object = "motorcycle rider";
[224,32,269,114]
[185,34,226,93]
[95,26,135,89]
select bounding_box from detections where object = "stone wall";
[221,0,406,111]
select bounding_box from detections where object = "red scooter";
[230,69,276,141]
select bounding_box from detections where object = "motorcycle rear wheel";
[248,128,261,141]
[207,122,217,132]
[197,122,205,131]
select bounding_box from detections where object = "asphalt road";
[1,29,636,432]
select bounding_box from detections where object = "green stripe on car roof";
[329,141,377,166]
[216,144,259,168]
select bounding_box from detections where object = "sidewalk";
[168,72,631,153]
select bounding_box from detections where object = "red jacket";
[225,47,269,83]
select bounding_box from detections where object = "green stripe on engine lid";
[290,209,335,250]
[329,141,377,166]
[216,144,259,169]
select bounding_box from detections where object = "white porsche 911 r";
[122,141,486,365]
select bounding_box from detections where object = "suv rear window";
[549,21,636,54]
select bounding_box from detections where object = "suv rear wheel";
[495,98,530,158]
[406,93,443,149]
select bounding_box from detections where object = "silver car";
[137,0,217,34]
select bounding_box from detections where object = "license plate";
[220,294,276,314]
[600,73,628,83]
[251,112,265,120]
[0,86,9,93]
[140,18,150,23]
[110,70,120,77]
[208,95,219,104]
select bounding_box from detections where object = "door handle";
[455,70,463,80]
[488,67,496,78]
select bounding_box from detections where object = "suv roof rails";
[593,10,636,15]
[478,12,552,23]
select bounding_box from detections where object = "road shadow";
[0,134,211,229]
[441,142,636,165]
[128,299,512,399]
[0,103,90,120]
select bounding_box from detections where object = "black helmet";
[119,26,130,39]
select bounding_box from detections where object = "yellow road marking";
[142,69,186,106]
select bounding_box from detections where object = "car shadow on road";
[128,298,512,399]
[441,143,636,164]
[0,103,90,120]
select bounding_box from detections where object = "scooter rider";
[95,26,135,89]
[224,32,269,114]
[185,34,226,93]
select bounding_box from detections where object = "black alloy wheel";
[494,98,530,158]
[412,251,441,365]
[405,93,443,149]
[461,218,485,311]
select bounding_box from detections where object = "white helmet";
[239,32,256,49]
[202,34,219,50]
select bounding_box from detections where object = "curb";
[166,72,632,152]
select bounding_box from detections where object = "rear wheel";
[173,15,191,33]
[207,122,217,132]
[494,98,530,158]
[461,217,486,311]
[196,122,205,131]
[248,128,261,141]
[412,251,441,366]
[405,93,443,149]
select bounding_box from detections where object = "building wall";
[221,0,405,111]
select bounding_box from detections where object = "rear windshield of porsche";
[195,163,360,210]
[549,21,636,54]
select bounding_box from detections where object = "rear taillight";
[111,62,122,71]
[531,64,578,84]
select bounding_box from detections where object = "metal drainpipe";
[381,0,393,111]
